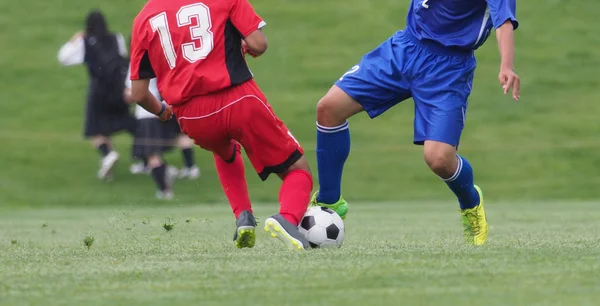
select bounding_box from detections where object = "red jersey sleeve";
[129,19,156,80]
[230,0,266,38]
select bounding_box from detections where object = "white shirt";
[125,68,161,119]
[57,33,127,66]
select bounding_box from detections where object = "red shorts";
[174,80,303,180]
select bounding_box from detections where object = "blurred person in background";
[58,9,135,180]
[124,35,200,180]
[129,134,201,180]
[124,69,176,200]
[128,118,200,180]
[124,65,200,199]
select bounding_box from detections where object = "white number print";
[150,13,177,68]
[149,3,214,69]
[339,65,360,81]
[422,0,430,9]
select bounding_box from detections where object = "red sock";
[214,146,252,219]
[279,169,313,226]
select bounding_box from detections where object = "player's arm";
[131,79,163,113]
[496,21,518,99]
[243,30,267,57]
[130,27,172,120]
[488,0,520,101]
[230,0,267,56]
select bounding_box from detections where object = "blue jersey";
[406,0,518,51]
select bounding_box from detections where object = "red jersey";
[130,0,265,106]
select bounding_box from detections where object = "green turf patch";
[0,202,599,305]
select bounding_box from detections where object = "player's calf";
[276,156,313,227]
[313,85,361,218]
[423,140,479,209]
[147,154,174,200]
[423,141,484,244]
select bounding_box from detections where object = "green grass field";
[1,202,599,305]
[1,0,600,304]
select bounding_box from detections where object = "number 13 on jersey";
[150,3,215,69]
[422,0,430,8]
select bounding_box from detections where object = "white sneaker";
[179,166,200,179]
[129,162,150,175]
[156,190,174,200]
[98,151,119,180]
[167,166,179,184]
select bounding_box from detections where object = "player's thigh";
[412,55,476,147]
[317,85,364,126]
[176,111,233,161]
[333,37,412,119]
[229,95,303,181]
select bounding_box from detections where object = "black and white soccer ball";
[298,206,345,248]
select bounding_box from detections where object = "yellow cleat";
[264,214,309,251]
[233,210,256,249]
[461,185,488,246]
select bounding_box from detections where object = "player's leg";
[134,118,175,199]
[167,117,199,179]
[129,120,149,175]
[275,157,313,227]
[129,157,148,175]
[177,134,200,179]
[177,105,255,248]
[212,143,255,248]
[85,104,118,179]
[312,86,361,219]
[212,142,252,219]
[92,135,119,180]
[313,34,413,219]
[263,156,313,251]
[92,135,110,157]
[226,85,312,250]
[411,52,487,245]
[147,153,174,200]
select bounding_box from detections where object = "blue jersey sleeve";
[487,0,519,30]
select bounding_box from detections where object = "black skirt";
[83,87,136,138]
[132,118,177,158]
[84,105,136,137]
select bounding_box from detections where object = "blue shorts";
[335,30,476,146]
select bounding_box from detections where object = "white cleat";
[179,166,200,179]
[156,190,174,200]
[129,162,149,175]
[98,151,119,180]
[167,166,179,185]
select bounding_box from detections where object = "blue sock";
[316,121,350,204]
[444,155,480,209]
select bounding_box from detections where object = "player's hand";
[157,103,173,121]
[498,67,520,102]
[241,40,259,58]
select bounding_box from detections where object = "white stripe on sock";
[442,155,463,182]
[316,121,349,133]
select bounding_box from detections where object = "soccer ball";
[298,206,345,248]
